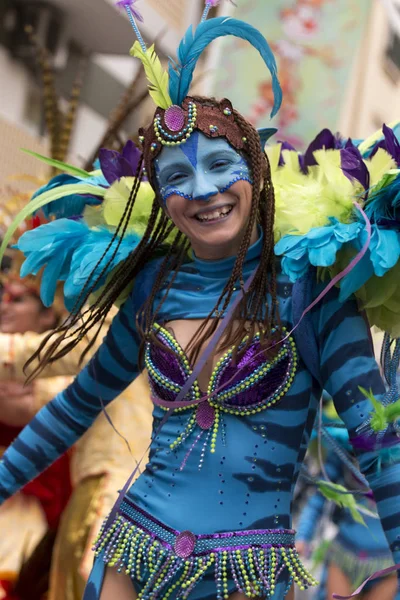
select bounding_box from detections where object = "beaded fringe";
[329,540,394,589]
[93,515,318,600]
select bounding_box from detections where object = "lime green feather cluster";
[131,42,172,109]
[358,387,400,432]
[316,480,367,527]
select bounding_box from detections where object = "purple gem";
[174,530,196,558]
[165,105,186,132]
[196,401,216,430]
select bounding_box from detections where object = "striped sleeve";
[296,451,343,542]
[0,291,140,503]
[312,284,400,570]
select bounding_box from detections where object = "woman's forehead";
[156,131,239,173]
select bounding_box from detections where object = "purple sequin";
[196,402,216,430]
[149,342,187,386]
[165,105,186,132]
[147,326,295,412]
[174,531,196,558]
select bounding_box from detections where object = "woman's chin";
[189,221,245,258]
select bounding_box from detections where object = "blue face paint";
[155,132,253,204]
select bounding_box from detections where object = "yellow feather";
[358,119,400,155]
[272,146,356,241]
[131,42,172,109]
[367,148,397,188]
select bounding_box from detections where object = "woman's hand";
[0,381,36,427]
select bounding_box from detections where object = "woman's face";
[155,132,258,260]
[0,281,56,334]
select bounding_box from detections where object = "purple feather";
[340,142,370,191]
[278,140,296,166]
[99,141,145,185]
[115,0,143,22]
[369,125,400,166]
[206,0,237,5]
[351,430,400,451]
[304,128,337,168]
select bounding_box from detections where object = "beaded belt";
[93,498,318,600]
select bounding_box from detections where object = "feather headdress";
[119,1,282,119]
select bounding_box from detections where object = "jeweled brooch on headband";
[153,102,197,147]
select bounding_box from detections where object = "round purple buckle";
[174,530,196,558]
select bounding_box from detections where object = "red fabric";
[0,423,72,529]
[0,579,19,600]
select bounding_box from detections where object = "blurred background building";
[0,0,232,186]
[0,0,399,180]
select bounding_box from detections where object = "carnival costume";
[0,1,400,599]
[297,400,397,598]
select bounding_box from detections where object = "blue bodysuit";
[0,233,399,600]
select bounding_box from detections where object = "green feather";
[317,480,367,527]
[21,149,91,178]
[358,387,400,432]
[0,183,106,266]
[131,42,172,109]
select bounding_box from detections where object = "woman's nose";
[191,171,219,202]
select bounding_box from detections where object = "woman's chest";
[146,318,298,414]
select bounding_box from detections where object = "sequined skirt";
[93,497,318,599]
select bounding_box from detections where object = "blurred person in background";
[296,399,398,600]
[0,254,153,600]
[0,251,72,600]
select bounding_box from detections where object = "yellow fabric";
[48,476,103,600]
[0,491,47,584]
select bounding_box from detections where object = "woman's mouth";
[193,204,234,224]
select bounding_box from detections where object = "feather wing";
[131,42,172,109]
[169,17,281,116]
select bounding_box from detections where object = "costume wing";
[273,123,400,338]
[0,142,158,311]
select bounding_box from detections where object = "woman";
[0,257,71,599]
[0,3,399,600]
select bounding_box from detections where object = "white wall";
[338,0,400,139]
[0,47,35,134]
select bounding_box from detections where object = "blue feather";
[63,229,141,311]
[169,17,282,117]
[31,174,103,219]
[365,173,400,224]
[17,220,89,306]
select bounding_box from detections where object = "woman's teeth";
[195,205,233,222]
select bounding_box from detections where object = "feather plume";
[131,42,172,109]
[316,480,367,526]
[169,17,282,116]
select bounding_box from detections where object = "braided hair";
[27,97,280,379]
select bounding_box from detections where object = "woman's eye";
[210,160,231,171]
[167,173,188,185]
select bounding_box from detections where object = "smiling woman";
[155,132,257,259]
[1,2,400,600]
